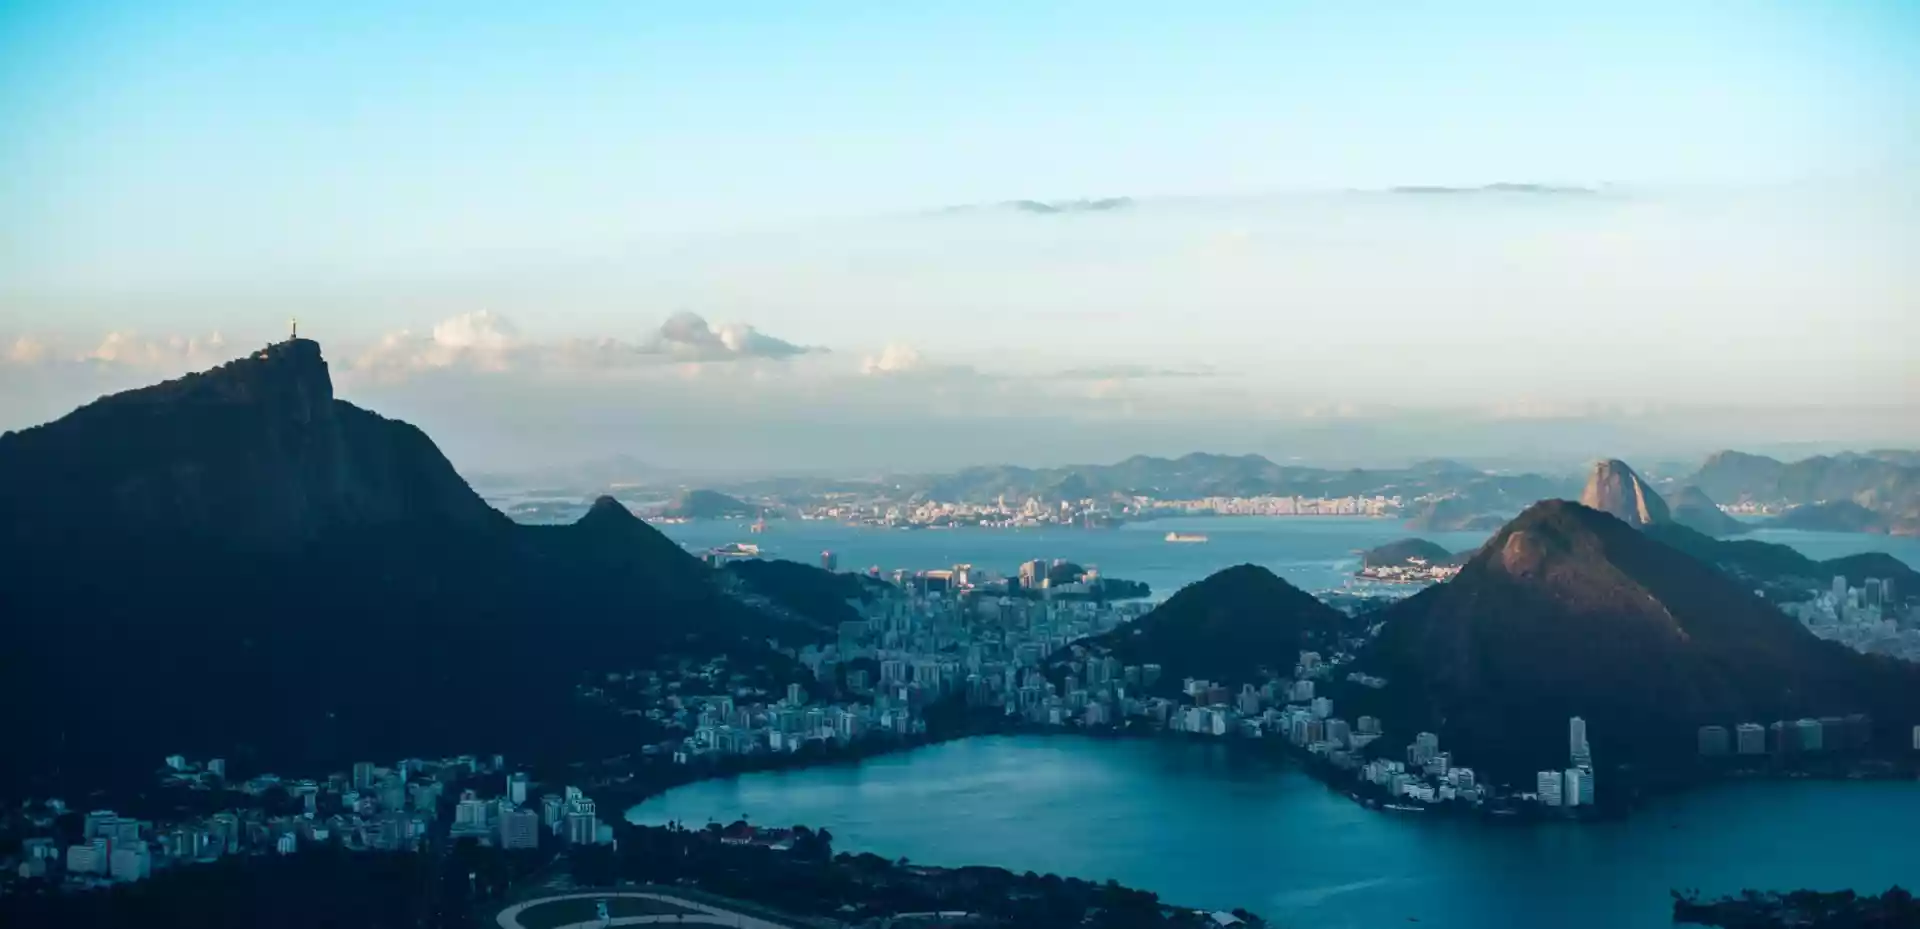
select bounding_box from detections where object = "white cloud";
[861,343,925,375]
[82,331,229,370]
[354,311,520,377]
[350,311,816,381]
[640,311,814,362]
[5,336,48,365]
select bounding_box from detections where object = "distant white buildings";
[1536,771,1563,807]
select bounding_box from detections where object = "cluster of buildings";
[1696,714,1878,758]
[800,497,1124,529]
[1529,718,1597,810]
[793,493,1407,529]
[1028,644,1558,811]
[1781,575,1917,661]
[1138,495,1401,517]
[597,567,1151,768]
[4,754,609,892]
[1356,558,1461,584]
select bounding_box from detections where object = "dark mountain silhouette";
[1578,458,1671,527]
[1070,565,1352,686]
[720,558,889,630]
[1353,501,1920,780]
[1360,538,1457,569]
[660,488,755,519]
[1667,485,1751,536]
[1641,522,1919,595]
[0,340,820,798]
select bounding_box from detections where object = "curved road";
[496,891,789,929]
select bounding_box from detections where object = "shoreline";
[613,715,1920,826]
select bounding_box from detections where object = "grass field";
[509,896,698,929]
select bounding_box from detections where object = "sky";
[2,1,1917,473]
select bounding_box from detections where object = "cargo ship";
[1164,532,1209,543]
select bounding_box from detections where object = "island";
[658,488,756,520]
[1356,538,1463,582]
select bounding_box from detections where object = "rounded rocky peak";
[578,495,639,527]
[1578,458,1671,527]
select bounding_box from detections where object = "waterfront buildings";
[1698,726,1730,757]
[1536,771,1563,807]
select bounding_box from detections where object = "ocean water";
[630,735,1920,929]
[643,515,1920,600]
[651,515,1495,598]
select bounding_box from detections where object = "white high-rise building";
[1536,771,1563,807]
[1736,723,1767,755]
[1563,768,1587,808]
[506,772,529,807]
[1833,575,1849,603]
[1570,716,1591,767]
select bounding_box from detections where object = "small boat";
[1164,532,1209,543]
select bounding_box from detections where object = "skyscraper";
[1569,717,1591,768]
[507,772,529,807]
[820,550,838,572]
[1562,768,1585,808]
[1736,723,1767,755]
[1833,575,1849,603]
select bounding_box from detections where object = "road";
[495,892,791,929]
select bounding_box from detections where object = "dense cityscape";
[16,549,1917,902]
[1780,576,1918,661]
[793,494,1407,529]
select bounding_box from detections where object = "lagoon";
[630,735,1920,929]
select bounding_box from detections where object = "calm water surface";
[630,736,1920,929]
[655,516,1495,598]
[649,517,1920,600]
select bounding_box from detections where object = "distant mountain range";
[475,447,1920,540]
[1687,449,1920,535]
[0,340,824,797]
[899,452,1578,508]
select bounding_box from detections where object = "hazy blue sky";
[2,1,1916,471]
